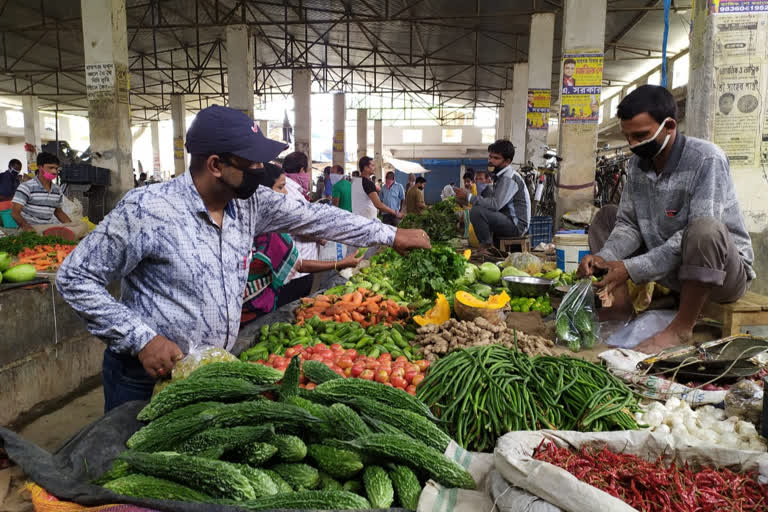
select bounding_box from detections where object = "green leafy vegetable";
[0,232,78,256]
[399,198,458,243]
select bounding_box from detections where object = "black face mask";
[629,117,672,160]
[221,167,262,199]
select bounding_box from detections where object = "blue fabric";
[56,171,397,357]
[0,170,19,198]
[324,177,333,196]
[102,349,155,412]
[380,182,405,212]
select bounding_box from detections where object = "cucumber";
[3,263,36,283]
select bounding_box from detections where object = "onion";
[644,410,664,428]
[655,424,671,434]
[665,397,682,410]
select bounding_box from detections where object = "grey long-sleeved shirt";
[596,134,754,283]
[469,165,531,232]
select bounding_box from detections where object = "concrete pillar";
[225,25,254,118]
[258,120,268,137]
[81,0,133,209]
[526,13,555,167]
[510,63,528,162]
[293,69,312,175]
[374,119,383,181]
[170,94,186,177]
[555,0,607,220]
[332,93,345,168]
[150,120,161,179]
[22,96,41,172]
[356,109,368,160]
[686,1,768,293]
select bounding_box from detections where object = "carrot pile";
[533,440,768,512]
[16,244,76,271]
[296,288,410,327]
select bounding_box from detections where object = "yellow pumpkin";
[463,249,472,260]
[455,290,511,310]
[413,293,451,326]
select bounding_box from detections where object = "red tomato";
[254,359,266,365]
[378,353,392,363]
[351,364,365,377]
[411,374,425,386]
[303,346,314,354]
[391,367,405,379]
[405,385,417,396]
[414,360,429,371]
[344,367,353,377]
[299,374,306,384]
[382,382,394,387]
[299,383,306,388]
[395,356,408,365]
[267,353,278,363]
[315,343,328,351]
[360,369,375,381]
[305,382,317,390]
[337,357,354,369]
[375,370,390,383]
[365,360,379,370]
[291,344,304,353]
[390,375,407,389]
[404,368,418,384]
[344,348,358,358]
[330,343,344,352]
[310,353,325,361]
[285,347,298,357]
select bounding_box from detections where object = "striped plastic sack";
[25,483,160,512]
[417,441,494,512]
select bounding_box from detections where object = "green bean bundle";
[416,345,638,452]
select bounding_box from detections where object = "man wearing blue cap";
[57,105,431,412]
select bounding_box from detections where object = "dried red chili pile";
[533,440,768,511]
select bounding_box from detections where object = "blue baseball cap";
[185,105,288,162]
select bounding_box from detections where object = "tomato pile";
[253,342,430,395]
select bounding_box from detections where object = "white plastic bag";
[606,310,676,349]
[555,279,600,352]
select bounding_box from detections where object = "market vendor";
[355,156,403,221]
[453,139,531,256]
[10,152,71,230]
[56,105,431,412]
[578,85,754,354]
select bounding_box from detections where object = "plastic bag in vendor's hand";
[151,346,237,395]
[555,278,600,352]
[500,252,544,275]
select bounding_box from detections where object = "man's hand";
[453,187,469,200]
[338,251,364,269]
[138,335,184,379]
[577,254,606,278]
[396,210,405,219]
[593,259,630,295]
[393,228,431,254]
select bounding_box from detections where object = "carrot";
[315,294,331,303]
[300,297,315,305]
[350,292,363,306]
[333,314,341,322]
[340,293,355,303]
[351,311,365,323]
[339,312,352,323]
[366,302,380,314]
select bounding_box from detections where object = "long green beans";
[416,346,639,452]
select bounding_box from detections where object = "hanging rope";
[661,0,672,87]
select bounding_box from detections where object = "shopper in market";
[10,152,71,230]
[379,170,405,226]
[474,169,492,198]
[463,169,477,196]
[56,105,431,412]
[242,163,363,325]
[578,85,754,354]
[331,165,352,212]
[453,140,531,255]
[0,158,22,201]
[355,156,402,221]
[406,176,427,215]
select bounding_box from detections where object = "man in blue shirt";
[0,158,21,201]
[379,171,405,226]
[56,106,431,411]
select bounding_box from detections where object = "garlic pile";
[635,397,766,452]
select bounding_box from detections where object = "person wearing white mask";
[578,85,754,355]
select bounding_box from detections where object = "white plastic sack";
[494,429,768,512]
[606,310,676,348]
[61,194,83,219]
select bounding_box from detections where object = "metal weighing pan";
[637,335,768,383]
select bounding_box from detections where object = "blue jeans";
[102,349,155,413]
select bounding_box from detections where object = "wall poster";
[560,51,603,125]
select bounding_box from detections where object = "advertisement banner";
[560,51,603,125]
[527,89,550,130]
[712,0,768,13]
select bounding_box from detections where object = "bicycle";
[594,153,629,207]
[518,161,538,199]
[533,147,561,217]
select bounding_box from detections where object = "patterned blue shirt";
[56,171,397,356]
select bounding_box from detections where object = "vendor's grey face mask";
[629,117,672,160]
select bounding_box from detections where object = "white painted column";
[356,108,368,160]
[500,90,513,141]
[555,0,607,220]
[150,120,161,179]
[526,13,555,167]
[22,96,41,172]
[225,25,254,118]
[332,93,345,168]
[374,119,383,181]
[170,94,186,177]
[293,69,312,176]
[258,120,268,136]
[509,63,529,162]
[80,0,133,208]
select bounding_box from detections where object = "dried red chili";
[532,440,768,512]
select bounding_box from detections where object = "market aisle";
[1,387,103,512]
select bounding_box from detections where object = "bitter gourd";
[231,464,279,497]
[363,465,394,508]
[234,490,370,511]
[103,473,213,502]
[390,464,422,510]
[262,469,293,494]
[176,425,273,455]
[307,444,364,479]
[186,361,283,384]
[272,463,320,490]
[314,379,437,421]
[302,360,343,384]
[270,433,307,462]
[327,403,371,440]
[127,401,224,452]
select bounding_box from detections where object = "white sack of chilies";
[494,429,768,512]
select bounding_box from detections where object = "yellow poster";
[712,0,768,13]
[527,89,550,130]
[560,51,603,125]
[333,130,344,152]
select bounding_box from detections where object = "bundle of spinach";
[390,245,466,302]
[399,197,458,243]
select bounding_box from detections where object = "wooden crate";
[701,291,768,337]
[496,236,532,254]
